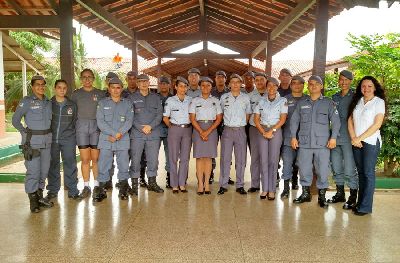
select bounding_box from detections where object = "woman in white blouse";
[348,76,386,216]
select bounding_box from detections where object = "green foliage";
[323,72,341,98]
[9,31,52,61]
[344,33,400,174]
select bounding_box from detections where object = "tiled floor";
[1,180,399,263]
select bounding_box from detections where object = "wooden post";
[0,33,5,137]
[59,0,75,94]
[312,0,329,85]
[265,40,272,76]
[132,35,138,73]
[157,57,161,84]
[248,57,253,71]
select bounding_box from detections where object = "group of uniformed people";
[13,66,380,216]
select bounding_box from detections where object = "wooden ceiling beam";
[207,9,263,33]
[251,0,316,58]
[136,32,268,42]
[162,51,251,59]
[0,15,60,29]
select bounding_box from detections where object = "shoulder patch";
[19,102,24,107]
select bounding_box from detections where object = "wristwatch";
[272,128,277,132]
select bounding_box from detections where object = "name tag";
[104,107,111,110]
[301,105,311,109]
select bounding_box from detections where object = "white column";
[22,62,27,97]
[0,33,6,137]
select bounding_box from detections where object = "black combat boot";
[37,189,54,208]
[209,171,214,184]
[28,192,40,213]
[343,188,358,210]
[93,183,107,202]
[104,179,113,191]
[291,166,299,190]
[147,177,164,193]
[318,188,329,208]
[166,172,172,189]
[293,186,312,204]
[280,180,290,199]
[328,185,346,203]
[139,168,147,187]
[118,180,129,200]
[129,178,139,196]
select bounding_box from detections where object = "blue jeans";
[330,143,358,189]
[352,140,381,214]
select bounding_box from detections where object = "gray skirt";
[192,121,218,158]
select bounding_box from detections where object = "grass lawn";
[5,112,17,132]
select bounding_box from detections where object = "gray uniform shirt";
[130,92,163,140]
[186,86,201,98]
[12,95,52,147]
[71,88,106,120]
[159,93,173,138]
[290,95,340,149]
[189,95,222,120]
[253,95,288,126]
[96,97,133,150]
[332,89,354,145]
[282,94,309,146]
[220,92,252,127]
[248,89,267,126]
[211,86,229,99]
[163,95,192,125]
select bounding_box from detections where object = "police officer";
[126,71,138,94]
[189,76,223,194]
[158,76,173,188]
[218,74,252,195]
[12,75,53,213]
[290,75,340,208]
[328,70,358,209]
[280,76,309,199]
[93,77,133,202]
[130,74,164,195]
[46,80,80,201]
[186,68,201,98]
[71,69,105,199]
[248,72,268,193]
[210,70,229,185]
[278,68,292,97]
[253,77,288,200]
[243,71,255,94]
[163,77,192,193]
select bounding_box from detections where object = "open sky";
[72,1,400,61]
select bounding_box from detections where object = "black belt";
[29,129,52,135]
[197,120,214,123]
[171,123,192,128]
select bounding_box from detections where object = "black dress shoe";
[68,194,82,200]
[204,191,211,195]
[353,209,368,216]
[236,187,247,195]
[247,187,260,193]
[267,193,276,200]
[179,187,188,193]
[217,187,227,195]
[228,178,235,185]
[197,191,204,195]
[260,194,267,200]
[172,189,179,194]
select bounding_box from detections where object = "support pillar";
[132,36,138,73]
[265,40,272,76]
[0,33,5,137]
[248,57,253,71]
[22,62,27,97]
[312,0,329,85]
[157,57,161,84]
[59,0,75,95]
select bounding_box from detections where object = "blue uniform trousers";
[330,143,358,189]
[47,139,79,196]
[98,149,129,182]
[297,148,330,189]
[25,147,51,193]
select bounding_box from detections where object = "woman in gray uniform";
[71,69,105,198]
[253,77,288,200]
[163,77,192,193]
[189,77,222,194]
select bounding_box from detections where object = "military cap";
[187,68,201,75]
[108,77,123,86]
[159,76,171,84]
[243,71,255,78]
[254,72,267,78]
[230,73,243,82]
[106,72,118,79]
[309,75,323,85]
[267,77,280,86]
[199,76,214,84]
[31,75,46,85]
[137,74,150,81]
[291,75,305,84]
[176,76,189,86]
[215,70,227,78]
[126,71,137,77]
[280,68,293,77]
[339,70,353,80]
